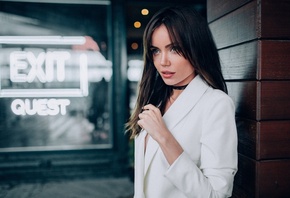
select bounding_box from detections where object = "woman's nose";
[160,53,170,66]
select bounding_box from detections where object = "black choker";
[171,84,188,90]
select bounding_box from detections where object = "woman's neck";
[171,89,183,100]
[165,89,183,112]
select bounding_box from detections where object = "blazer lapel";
[134,130,146,198]
[144,135,159,175]
[163,75,209,131]
[143,75,209,176]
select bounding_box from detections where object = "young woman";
[126,6,238,198]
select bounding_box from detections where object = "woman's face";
[150,24,196,86]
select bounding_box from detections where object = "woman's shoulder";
[203,87,235,110]
[191,75,233,104]
[187,75,235,111]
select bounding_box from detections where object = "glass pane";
[0,1,112,151]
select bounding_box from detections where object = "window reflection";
[0,2,112,151]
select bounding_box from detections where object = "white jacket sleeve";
[164,96,238,198]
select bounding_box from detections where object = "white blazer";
[134,75,238,198]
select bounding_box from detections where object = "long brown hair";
[126,6,227,138]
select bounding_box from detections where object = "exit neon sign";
[10,51,70,83]
[0,36,89,116]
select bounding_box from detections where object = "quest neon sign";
[11,99,70,116]
[0,36,89,116]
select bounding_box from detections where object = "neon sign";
[11,99,70,116]
[10,51,70,83]
[0,36,88,98]
[0,36,90,116]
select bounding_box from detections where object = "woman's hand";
[137,104,183,165]
[137,104,169,142]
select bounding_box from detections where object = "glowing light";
[10,51,70,83]
[0,89,87,98]
[11,98,70,116]
[0,36,85,45]
[134,21,141,28]
[127,59,143,82]
[1,50,88,98]
[80,53,89,96]
[131,42,138,50]
[141,9,149,15]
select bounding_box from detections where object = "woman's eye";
[170,46,178,53]
[151,48,160,55]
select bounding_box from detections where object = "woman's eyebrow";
[165,43,173,48]
[149,45,158,49]
[150,43,175,49]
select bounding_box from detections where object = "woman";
[126,6,238,198]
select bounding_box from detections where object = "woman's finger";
[137,120,143,128]
[143,104,161,116]
[143,104,157,111]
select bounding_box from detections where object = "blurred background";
[0,0,206,193]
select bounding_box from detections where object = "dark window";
[0,1,113,151]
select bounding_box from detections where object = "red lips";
[161,71,175,78]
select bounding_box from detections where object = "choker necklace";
[171,84,188,90]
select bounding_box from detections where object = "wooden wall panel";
[233,155,290,198]
[236,119,257,159]
[220,40,290,80]
[258,159,290,197]
[259,121,290,159]
[220,41,257,80]
[227,81,290,120]
[208,0,290,196]
[260,81,290,120]
[237,119,290,160]
[233,154,256,197]
[210,0,290,47]
[227,82,257,120]
[209,1,257,49]
[259,0,290,38]
[259,40,290,80]
[207,0,251,22]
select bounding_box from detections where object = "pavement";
[0,177,134,198]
